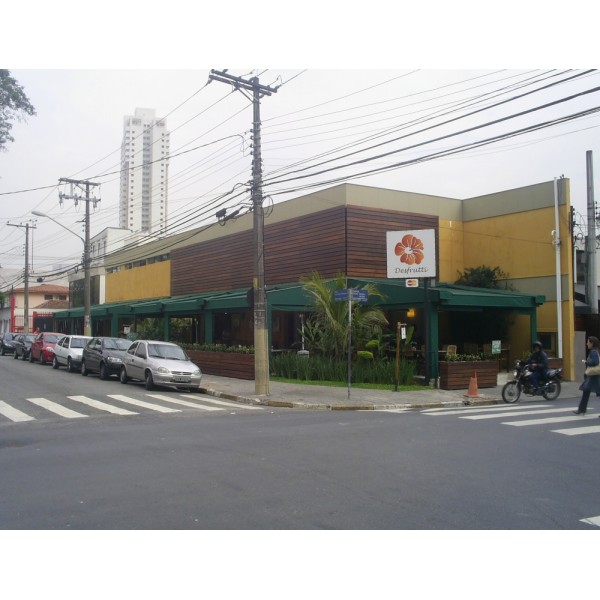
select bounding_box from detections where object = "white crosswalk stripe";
[460,407,577,420]
[107,394,181,414]
[0,400,35,422]
[146,394,223,411]
[421,403,600,437]
[27,398,87,419]
[67,395,139,416]
[190,396,262,410]
[0,392,265,425]
[551,425,600,436]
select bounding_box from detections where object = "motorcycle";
[502,359,563,403]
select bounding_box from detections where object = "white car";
[52,335,93,372]
[119,340,202,391]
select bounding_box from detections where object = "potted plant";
[438,352,499,390]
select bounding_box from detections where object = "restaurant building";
[54,179,576,380]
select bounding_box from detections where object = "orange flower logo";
[394,234,425,265]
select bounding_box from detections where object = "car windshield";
[44,334,61,343]
[104,339,132,351]
[148,343,187,360]
[71,338,89,348]
[25,334,36,342]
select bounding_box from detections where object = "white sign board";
[386,229,437,279]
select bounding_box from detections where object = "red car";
[30,332,62,365]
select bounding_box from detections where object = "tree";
[300,271,388,359]
[455,265,512,289]
[0,70,36,151]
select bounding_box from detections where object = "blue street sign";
[351,289,369,302]
[334,289,349,302]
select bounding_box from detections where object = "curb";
[198,385,503,411]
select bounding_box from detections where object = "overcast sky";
[1,3,598,289]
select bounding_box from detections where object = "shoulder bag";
[585,350,600,376]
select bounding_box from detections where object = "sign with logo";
[386,229,437,279]
[405,279,419,288]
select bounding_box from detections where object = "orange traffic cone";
[464,371,481,399]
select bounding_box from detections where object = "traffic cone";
[464,371,481,399]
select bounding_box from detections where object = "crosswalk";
[0,392,264,425]
[419,403,600,436]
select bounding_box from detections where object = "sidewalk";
[198,373,581,411]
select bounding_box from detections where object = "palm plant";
[300,272,388,359]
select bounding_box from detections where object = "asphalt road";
[1,353,598,529]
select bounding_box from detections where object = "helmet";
[533,340,543,350]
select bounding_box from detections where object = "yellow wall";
[438,219,465,282]
[461,208,557,278]
[106,261,171,303]
[453,201,575,379]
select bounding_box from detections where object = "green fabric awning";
[53,279,544,321]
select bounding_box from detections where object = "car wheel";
[13,351,18,360]
[99,363,109,380]
[1,348,5,356]
[67,357,75,373]
[81,360,88,376]
[119,367,128,384]
[144,370,154,391]
[29,352,34,363]
[52,356,60,369]
[40,353,46,365]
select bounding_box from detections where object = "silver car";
[52,335,92,372]
[119,340,202,392]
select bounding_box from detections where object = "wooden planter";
[439,360,499,390]
[186,350,255,380]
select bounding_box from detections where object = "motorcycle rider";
[524,340,549,394]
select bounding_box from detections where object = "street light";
[31,210,91,336]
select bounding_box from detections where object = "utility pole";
[58,178,101,336]
[585,151,598,314]
[7,222,35,333]
[208,70,279,396]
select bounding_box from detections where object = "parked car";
[13,333,36,360]
[119,340,202,391]
[0,332,18,355]
[29,332,62,364]
[52,335,92,372]
[81,336,133,380]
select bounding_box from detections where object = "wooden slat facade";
[346,205,438,278]
[170,204,439,296]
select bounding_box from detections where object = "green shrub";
[180,343,255,354]
[270,353,416,386]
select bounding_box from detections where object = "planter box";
[439,360,499,390]
[187,350,255,380]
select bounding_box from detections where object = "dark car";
[13,333,36,360]
[29,332,62,364]
[81,336,133,379]
[0,332,18,355]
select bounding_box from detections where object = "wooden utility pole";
[208,70,279,395]
[58,178,100,335]
[7,222,35,333]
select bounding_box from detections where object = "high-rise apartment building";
[119,108,170,235]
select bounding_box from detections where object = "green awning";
[53,279,544,321]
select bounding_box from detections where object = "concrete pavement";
[198,373,581,411]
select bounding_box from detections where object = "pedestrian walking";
[573,336,600,415]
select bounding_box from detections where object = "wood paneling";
[346,206,438,278]
[171,206,346,295]
[170,204,439,295]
